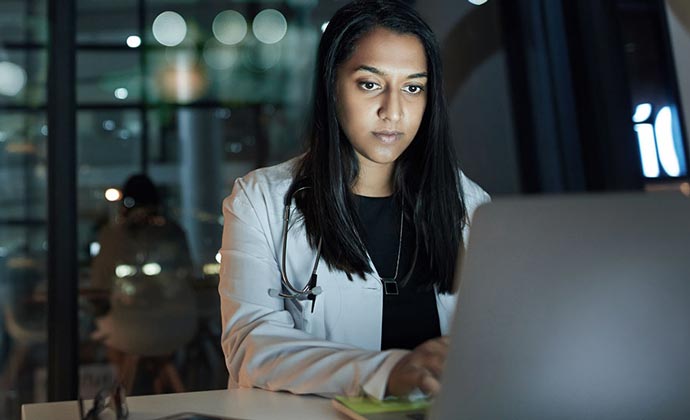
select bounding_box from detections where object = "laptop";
[430,192,690,420]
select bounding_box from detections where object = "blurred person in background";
[90,174,198,394]
[90,174,194,295]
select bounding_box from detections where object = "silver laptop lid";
[432,193,690,420]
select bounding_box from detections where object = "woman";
[219,0,490,400]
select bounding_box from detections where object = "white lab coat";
[219,158,490,399]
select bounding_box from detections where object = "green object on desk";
[333,395,430,414]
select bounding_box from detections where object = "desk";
[22,388,345,420]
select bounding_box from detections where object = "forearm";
[221,297,407,397]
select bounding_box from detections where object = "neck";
[352,161,394,197]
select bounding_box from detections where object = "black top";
[355,195,441,350]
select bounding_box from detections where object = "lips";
[372,131,403,144]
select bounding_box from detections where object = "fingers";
[387,337,450,397]
[414,337,449,393]
[415,337,449,377]
[420,354,444,378]
[419,336,449,355]
[418,370,441,396]
[388,365,440,397]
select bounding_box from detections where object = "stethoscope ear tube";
[270,186,323,301]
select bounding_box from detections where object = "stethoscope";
[267,186,323,311]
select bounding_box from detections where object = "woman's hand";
[386,336,449,397]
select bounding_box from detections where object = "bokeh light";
[203,39,240,70]
[90,242,101,257]
[213,10,247,45]
[244,42,282,71]
[252,9,287,44]
[126,35,142,48]
[105,188,122,201]
[114,87,129,99]
[102,120,116,131]
[115,264,136,278]
[152,11,187,47]
[142,262,162,276]
[0,61,27,96]
[157,52,208,103]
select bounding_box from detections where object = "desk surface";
[22,388,346,420]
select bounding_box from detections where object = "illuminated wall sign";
[633,103,687,178]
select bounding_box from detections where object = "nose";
[378,89,402,122]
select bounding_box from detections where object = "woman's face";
[336,27,428,172]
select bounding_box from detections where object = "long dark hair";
[289,0,467,293]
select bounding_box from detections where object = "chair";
[0,256,47,395]
[95,265,198,393]
[90,213,198,394]
[0,306,46,392]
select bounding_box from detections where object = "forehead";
[342,27,427,73]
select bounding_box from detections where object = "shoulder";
[240,157,298,188]
[223,157,300,212]
[458,170,491,219]
[236,157,297,191]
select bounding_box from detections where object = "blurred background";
[0,0,688,418]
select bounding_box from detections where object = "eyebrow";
[355,65,428,79]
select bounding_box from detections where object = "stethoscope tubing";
[273,186,323,300]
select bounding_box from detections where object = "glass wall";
[74,0,320,399]
[0,0,49,417]
[1,0,324,415]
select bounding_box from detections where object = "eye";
[403,85,425,95]
[359,81,380,91]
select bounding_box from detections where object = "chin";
[365,154,401,166]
